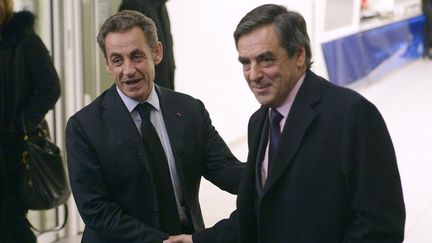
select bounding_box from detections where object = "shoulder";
[156,86,212,123]
[2,11,35,40]
[305,71,383,127]
[306,70,373,110]
[156,85,204,107]
[69,89,109,124]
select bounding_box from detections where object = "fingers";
[163,234,193,243]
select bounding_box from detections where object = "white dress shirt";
[117,86,187,223]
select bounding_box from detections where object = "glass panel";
[96,0,123,94]
[81,0,122,104]
[82,0,97,102]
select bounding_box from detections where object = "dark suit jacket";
[119,0,175,89]
[236,70,405,243]
[65,85,244,242]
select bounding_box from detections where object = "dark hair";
[234,4,312,68]
[97,10,158,57]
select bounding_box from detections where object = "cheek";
[243,72,250,83]
[112,69,123,80]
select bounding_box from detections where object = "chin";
[255,96,272,107]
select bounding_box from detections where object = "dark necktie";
[261,108,283,186]
[268,108,283,164]
[136,103,182,234]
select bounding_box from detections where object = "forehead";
[237,25,281,57]
[105,26,149,55]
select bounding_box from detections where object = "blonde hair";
[0,0,14,26]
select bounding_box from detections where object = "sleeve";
[65,116,169,242]
[192,210,238,243]
[341,97,405,242]
[21,34,61,129]
[197,99,246,194]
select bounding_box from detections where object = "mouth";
[122,78,141,86]
[253,83,271,93]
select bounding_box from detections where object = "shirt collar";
[116,85,161,113]
[274,72,306,117]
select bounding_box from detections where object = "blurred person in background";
[0,0,61,242]
[422,0,432,59]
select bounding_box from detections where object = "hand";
[163,234,193,243]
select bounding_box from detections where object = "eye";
[111,57,123,66]
[239,58,251,70]
[133,54,144,61]
[259,57,274,67]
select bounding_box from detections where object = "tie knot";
[136,102,153,120]
[270,108,283,125]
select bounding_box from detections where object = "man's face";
[237,24,305,107]
[104,26,162,102]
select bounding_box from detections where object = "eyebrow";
[108,47,144,56]
[108,52,121,59]
[238,56,248,63]
[130,49,145,56]
[238,51,275,63]
[257,51,275,60]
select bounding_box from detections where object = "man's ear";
[295,46,306,67]
[105,58,112,73]
[153,41,163,65]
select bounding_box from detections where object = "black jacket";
[237,70,405,242]
[66,85,244,242]
[0,11,60,172]
[0,11,60,133]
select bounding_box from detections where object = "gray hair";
[97,10,159,57]
[234,4,312,68]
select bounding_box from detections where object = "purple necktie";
[268,108,283,163]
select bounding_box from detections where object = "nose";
[248,63,263,82]
[123,61,136,77]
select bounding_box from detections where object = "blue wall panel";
[322,15,425,86]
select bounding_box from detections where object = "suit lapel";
[155,87,186,181]
[101,85,154,175]
[253,110,269,194]
[262,71,321,195]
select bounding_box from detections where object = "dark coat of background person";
[119,0,175,89]
[422,0,432,58]
[0,10,61,243]
[66,84,244,242]
[236,69,405,243]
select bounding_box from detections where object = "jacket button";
[153,209,158,215]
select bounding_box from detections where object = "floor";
[353,58,432,242]
[51,58,432,242]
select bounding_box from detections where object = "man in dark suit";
[65,10,244,242]
[167,4,408,243]
[119,0,175,89]
[231,4,406,243]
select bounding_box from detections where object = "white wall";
[167,1,314,155]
